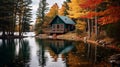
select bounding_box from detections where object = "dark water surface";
[0,37,119,67]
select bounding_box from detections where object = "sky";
[31,0,66,24]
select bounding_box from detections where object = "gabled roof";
[50,15,75,25]
[58,15,75,25]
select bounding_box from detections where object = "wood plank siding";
[51,24,65,33]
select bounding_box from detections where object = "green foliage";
[35,0,48,34]
[66,0,71,2]
[105,22,120,40]
[0,0,32,36]
[34,23,43,35]
[36,0,48,24]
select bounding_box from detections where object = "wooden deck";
[50,30,64,33]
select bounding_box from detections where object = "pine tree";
[36,0,48,25]
[0,0,32,37]
[35,0,48,34]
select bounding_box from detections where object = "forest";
[0,0,120,44]
[0,0,32,37]
[35,0,120,43]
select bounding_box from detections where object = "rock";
[109,54,120,64]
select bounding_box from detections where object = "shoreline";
[36,33,120,51]
[0,35,27,39]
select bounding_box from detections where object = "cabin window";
[61,24,64,28]
[52,24,55,28]
[57,25,59,28]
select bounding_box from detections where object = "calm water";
[0,37,119,67]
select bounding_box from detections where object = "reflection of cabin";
[50,15,75,34]
[48,40,74,54]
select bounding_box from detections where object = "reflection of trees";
[65,41,119,67]
[0,39,16,67]
[0,38,30,67]
[49,49,59,62]
[66,42,92,67]
[35,39,119,67]
[14,39,30,67]
[36,39,46,67]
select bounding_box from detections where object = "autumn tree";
[67,0,87,35]
[79,0,120,40]
[35,0,48,34]
[98,0,120,25]
[46,3,59,18]
[75,20,86,35]
[79,0,103,39]
[45,3,59,27]
[58,3,66,16]
[97,0,120,40]
[67,0,83,19]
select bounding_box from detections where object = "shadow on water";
[0,38,30,67]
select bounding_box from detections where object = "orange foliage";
[98,6,120,25]
[46,3,59,18]
[79,0,103,19]
[80,11,97,19]
[58,4,66,16]
[80,0,103,9]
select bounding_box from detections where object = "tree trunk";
[87,19,91,39]
[95,15,98,40]
[2,28,6,37]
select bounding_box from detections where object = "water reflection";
[0,37,119,67]
[0,38,30,67]
[35,39,73,67]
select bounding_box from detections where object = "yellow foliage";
[58,4,66,16]
[67,0,87,19]
[46,3,59,18]
[75,20,86,31]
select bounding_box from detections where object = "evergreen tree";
[36,0,48,25]
[0,0,32,37]
[0,0,15,36]
[35,0,48,34]
[22,0,32,32]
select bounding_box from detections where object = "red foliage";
[80,11,97,19]
[98,6,120,25]
[80,0,103,9]
[79,0,103,19]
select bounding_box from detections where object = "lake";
[0,36,119,67]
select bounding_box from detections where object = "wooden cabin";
[50,15,75,34]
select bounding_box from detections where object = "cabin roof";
[58,15,75,25]
[50,15,75,25]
